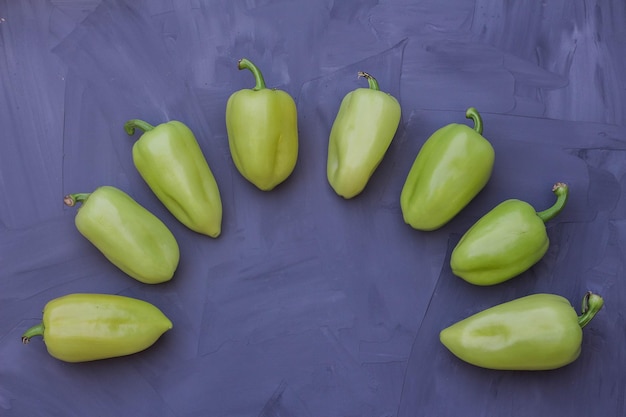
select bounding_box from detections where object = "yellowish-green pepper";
[21,293,173,362]
[401,108,495,231]
[440,292,603,370]
[450,182,569,286]
[326,72,401,198]
[225,58,298,191]
[124,119,223,238]
[64,186,179,284]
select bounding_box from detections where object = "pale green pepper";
[327,72,401,198]
[225,58,298,191]
[401,108,494,231]
[64,186,180,284]
[21,293,173,362]
[125,119,223,238]
[450,182,569,286]
[440,292,604,370]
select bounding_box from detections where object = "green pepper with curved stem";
[21,293,173,362]
[225,58,298,191]
[440,292,604,370]
[64,186,179,284]
[326,71,401,198]
[401,108,495,231]
[124,119,222,238]
[450,182,569,286]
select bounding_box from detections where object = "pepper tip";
[124,123,136,136]
[63,195,76,207]
[464,107,483,134]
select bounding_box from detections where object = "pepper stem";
[238,58,266,90]
[124,119,155,136]
[64,193,90,207]
[465,107,483,135]
[536,182,569,223]
[358,72,380,91]
[21,323,44,344]
[578,292,604,328]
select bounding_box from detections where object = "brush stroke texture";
[1,0,625,416]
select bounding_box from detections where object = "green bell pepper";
[440,292,604,370]
[21,293,173,362]
[64,186,180,284]
[400,108,495,231]
[326,71,401,198]
[124,119,223,238]
[225,58,298,191]
[450,182,569,286]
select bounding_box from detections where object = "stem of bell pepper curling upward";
[357,71,380,91]
[124,119,156,136]
[238,58,266,90]
[536,182,569,223]
[465,107,483,135]
[578,292,604,328]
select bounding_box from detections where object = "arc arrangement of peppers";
[21,58,603,371]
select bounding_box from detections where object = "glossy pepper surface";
[21,293,173,362]
[450,182,569,286]
[125,119,222,238]
[326,72,401,198]
[64,186,179,284]
[225,58,298,191]
[440,292,603,370]
[400,108,495,231]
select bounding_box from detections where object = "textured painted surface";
[1,0,625,416]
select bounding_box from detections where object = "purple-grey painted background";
[1,1,625,416]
